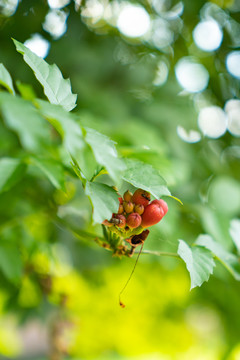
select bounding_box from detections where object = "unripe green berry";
[134,203,144,215]
[123,201,134,213]
[123,190,133,202]
[126,212,142,228]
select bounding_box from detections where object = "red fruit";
[123,201,134,213]
[126,213,142,228]
[111,214,126,228]
[141,201,167,228]
[134,204,144,215]
[123,190,133,202]
[150,199,168,215]
[132,189,151,207]
[118,197,123,204]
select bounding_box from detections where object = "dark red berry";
[126,212,142,228]
[111,214,126,228]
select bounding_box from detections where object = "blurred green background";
[0,0,240,359]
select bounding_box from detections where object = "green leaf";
[0,93,50,151]
[230,219,240,254]
[13,39,77,111]
[16,81,36,101]
[36,100,87,171]
[85,181,119,223]
[31,158,66,190]
[195,234,240,281]
[0,244,22,283]
[178,239,215,289]
[0,158,26,193]
[123,159,171,198]
[85,127,126,183]
[0,64,15,94]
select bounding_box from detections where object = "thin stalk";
[135,249,181,259]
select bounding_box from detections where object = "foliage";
[0,0,240,359]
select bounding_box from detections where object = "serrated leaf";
[85,127,126,183]
[37,100,89,177]
[85,181,119,223]
[0,92,50,151]
[0,64,15,94]
[0,244,23,283]
[230,219,240,254]
[13,39,77,111]
[32,158,65,190]
[0,158,26,193]
[178,239,215,289]
[195,234,240,281]
[123,159,171,198]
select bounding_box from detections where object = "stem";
[135,249,181,259]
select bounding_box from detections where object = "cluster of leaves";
[0,39,171,283]
[0,40,239,299]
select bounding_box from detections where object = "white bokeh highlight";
[43,10,68,39]
[48,0,70,9]
[177,126,201,143]
[198,106,228,138]
[175,57,209,93]
[24,34,50,58]
[153,60,169,86]
[226,51,240,79]
[225,99,240,137]
[193,19,223,52]
[117,4,151,38]
[0,0,18,16]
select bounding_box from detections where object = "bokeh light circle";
[226,51,240,79]
[177,126,201,143]
[193,19,223,52]
[117,4,151,38]
[225,99,240,137]
[24,34,50,58]
[175,57,209,93]
[198,106,227,138]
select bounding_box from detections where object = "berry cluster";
[102,189,168,247]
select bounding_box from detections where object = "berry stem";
[119,242,144,308]
[135,249,181,259]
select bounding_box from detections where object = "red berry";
[126,213,142,228]
[132,189,151,207]
[118,197,123,204]
[123,201,134,213]
[123,190,132,202]
[141,202,166,228]
[111,214,126,228]
[150,199,168,215]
